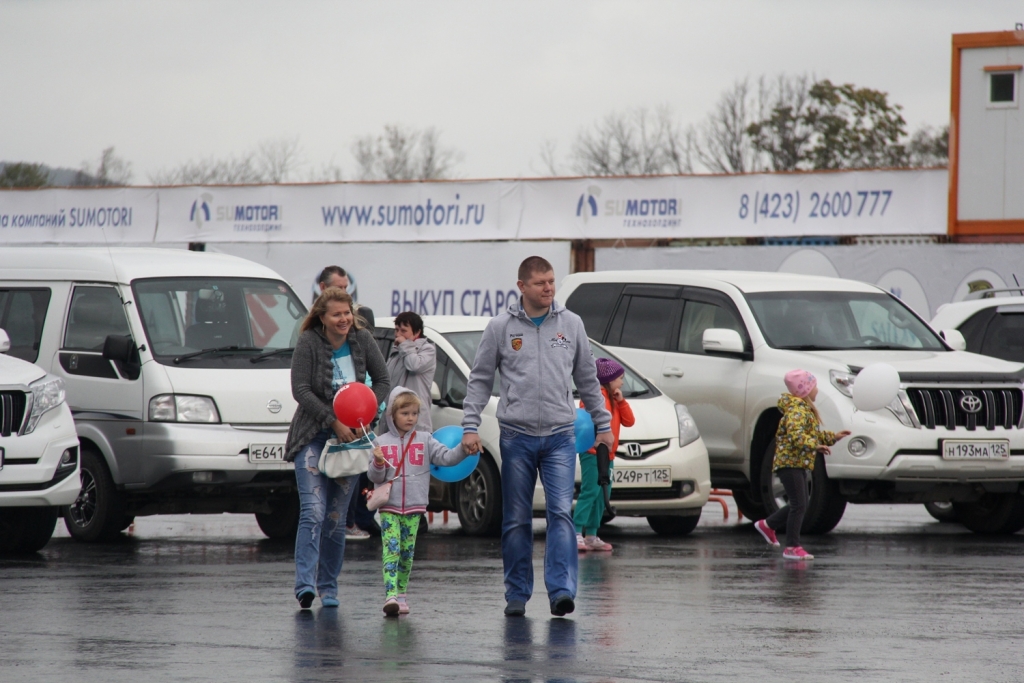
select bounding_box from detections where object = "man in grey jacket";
[386,311,436,431]
[462,256,613,618]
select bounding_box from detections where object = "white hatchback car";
[930,289,1024,364]
[374,316,711,536]
[0,329,81,553]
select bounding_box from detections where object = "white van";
[0,248,306,542]
[0,328,80,553]
[561,270,1024,535]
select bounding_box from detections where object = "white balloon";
[852,363,901,412]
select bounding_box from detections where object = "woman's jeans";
[499,427,578,607]
[764,467,809,548]
[293,430,358,599]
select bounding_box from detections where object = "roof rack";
[965,287,1024,300]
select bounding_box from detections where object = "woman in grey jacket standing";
[285,287,390,609]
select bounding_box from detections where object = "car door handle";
[662,368,684,377]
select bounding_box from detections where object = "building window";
[991,72,1016,103]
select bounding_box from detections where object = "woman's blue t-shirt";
[331,342,356,392]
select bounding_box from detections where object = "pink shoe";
[584,535,613,551]
[397,594,410,614]
[383,597,400,617]
[576,533,588,551]
[783,546,814,560]
[754,519,780,547]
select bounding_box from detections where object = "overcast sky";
[1,0,1019,182]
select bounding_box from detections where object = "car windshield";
[442,330,659,398]
[132,277,307,368]
[745,290,945,351]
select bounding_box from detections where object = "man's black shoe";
[297,591,315,609]
[504,600,526,617]
[550,595,575,617]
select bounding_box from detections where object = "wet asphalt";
[2,504,1023,683]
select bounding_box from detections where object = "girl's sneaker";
[397,594,410,615]
[783,546,814,560]
[383,597,401,617]
[754,519,780,547]
[576,533,588,551]
[584,536,613,551]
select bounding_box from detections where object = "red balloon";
[332,383,378,429]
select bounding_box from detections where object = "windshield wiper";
[250,347,295,363]
[845,344,913,351]
[626,389,651,397]
[775,344,842,351]
[173,345,262,364]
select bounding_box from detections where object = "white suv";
[0,329,80,553]
[560,271,1024,535]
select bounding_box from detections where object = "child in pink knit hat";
[753,369,849,561]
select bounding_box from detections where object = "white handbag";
[318,433,372,479]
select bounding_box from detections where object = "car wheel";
[255,493,300,540]
[647,512,701,536]
[924,501,959,523]
[758,440,846,535]
[0,509,26,554]
[16,507,59,553]
[456,453,502,537]
[953,493,1024,534]
[63,448,126,542]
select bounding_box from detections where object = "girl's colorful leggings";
[380,511,420,598]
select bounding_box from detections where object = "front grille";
[0,391,28,437]
[615,439,670,460]
[610,482,683,501]
[906,387,1023,431]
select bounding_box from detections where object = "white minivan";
[0,248,306,542]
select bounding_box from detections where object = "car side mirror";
[941,329,967,351]
[702,328,749,359]
[431,381,441,402]
[103,335,141,380]
[0,329,9,354]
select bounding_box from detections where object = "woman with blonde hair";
[284,287,390,609]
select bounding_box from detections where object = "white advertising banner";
[0,168,947,244]
[208,241,572,319]
[0,187,158,243]
[518,168,948,240]
[154,181,517,243]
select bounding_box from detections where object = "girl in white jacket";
[368,386,468,616]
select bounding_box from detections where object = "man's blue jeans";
[499,427,578,607]
[293,430,358,599]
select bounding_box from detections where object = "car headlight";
[675,404,700,447]
[22,375,66,435]
[148,394,221,423]
[829,370,855,398]
[887,393,918,428]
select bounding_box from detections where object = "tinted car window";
[678,300,744,354]
[618,296,676,351]
[0,288,51,363]
[958,308,994,353]
[64,286,131,351]
[564,283,624,342]
[981,311,1024,362]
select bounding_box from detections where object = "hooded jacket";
[368,385,468,515]
[386,336,436,431]
[462,297,611,437]
[772,393,838,472]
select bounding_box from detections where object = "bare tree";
[562,106,692,176]
[150,137,307,185]
[352,125,462,181]
[746,74,815,171]
[689,79,762,174]
[75,146,133,186]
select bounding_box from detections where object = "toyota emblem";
[959,394,982,414]
[267,399,282,414]
[626,442,643,458]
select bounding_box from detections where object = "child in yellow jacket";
[754,370,849,561]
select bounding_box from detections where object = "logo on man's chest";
[549,332,570,349]
[510,333,523,351]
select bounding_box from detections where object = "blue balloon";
[429,425,480,482]
[432,425,464,449]
[574,408,596,454]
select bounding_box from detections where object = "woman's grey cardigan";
[285,326,391,462]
